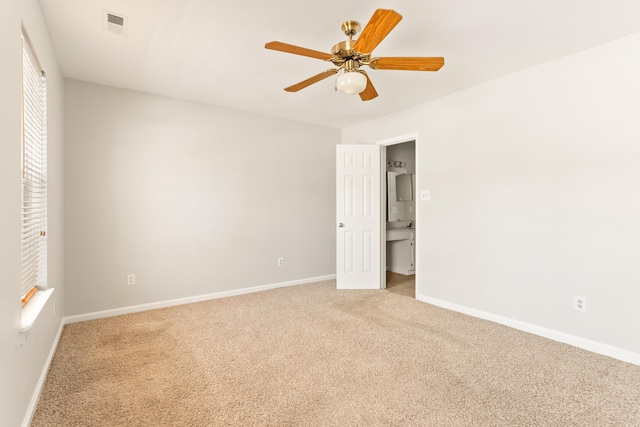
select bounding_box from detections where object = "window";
[21,31,47,307]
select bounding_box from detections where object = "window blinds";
[21,33,47,302]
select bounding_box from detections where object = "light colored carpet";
[33,280,640,426]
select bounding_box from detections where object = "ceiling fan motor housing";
[331,40,371,68]
[331,40,356,58]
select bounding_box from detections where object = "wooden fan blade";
[352,9,402,54]
[284,69,337,92]
[372,57,445,71]
[265,41,332,61]
[359,71,378,101]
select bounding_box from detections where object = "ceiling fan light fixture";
[336,71,367,95]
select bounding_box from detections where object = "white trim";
[20,288,54,338]
[377,132,420,147]
[417,293,640,366]
[21,319,65,427]
[64,275,336,324]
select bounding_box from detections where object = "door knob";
[338,223,344,228]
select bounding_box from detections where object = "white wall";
[0,0,65,426]
[343,32,640,356]
[64,79,339,316]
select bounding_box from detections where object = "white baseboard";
[65,274,336,324]
[22,319,65,427]
[387,267,415,276]
[417,293,640,366]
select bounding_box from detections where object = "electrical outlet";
[574,295,586,312]
[420,190,431,201]
[127,274,136,286]
[277,257,284,267]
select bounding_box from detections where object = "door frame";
[377,132,420,296]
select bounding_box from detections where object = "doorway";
[335,135,419,294]
[379,133,419,298]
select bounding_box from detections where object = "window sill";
[20,288,54,344]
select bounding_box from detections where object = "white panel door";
[336,145,381,289]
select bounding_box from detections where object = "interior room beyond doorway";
[384,140,416,297]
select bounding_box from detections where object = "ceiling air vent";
[103,11,127,36]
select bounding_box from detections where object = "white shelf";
[20,288,54,344]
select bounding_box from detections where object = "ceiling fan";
[265,9,444,101]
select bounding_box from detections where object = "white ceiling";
[39,0,640,129]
